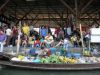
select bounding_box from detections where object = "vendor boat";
[0,52,100,70]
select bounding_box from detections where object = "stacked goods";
[40,55,60,63]
[11,55,100,64]
[18,55,25,60]
[40,55,77,64]
[11,55,32,62]
[58,56,77,64]
[83,50,91,56]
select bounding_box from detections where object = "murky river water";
[0,66,100,75]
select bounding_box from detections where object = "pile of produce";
[11,55,32,62]
[40,55,77,64]
[11,55,100,64]
[11,55,77,64]
[83,50,91,56]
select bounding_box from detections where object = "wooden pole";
[89,38,91,52]
[16,21,21,55]
[16,34,20,55]
[79,24,85,53]
[88,28,91,52]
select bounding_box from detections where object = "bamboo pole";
[89,38,91,52]
[16,21,21,55]
[79,24,85,53]
[88,29,91,53]
[16,34,20,55]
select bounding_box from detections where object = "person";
[43,47,56,56]
[29,35,35,47]
[55,39,63,47]
[54,27,60,40]
[34,38,41,47]
[28,47,38,56]
[5,26,12,47]
[71,35,78,47]
[21,34,29,47]
[77,36,82,47]
[44,33,54,45]
[63,38,70,51]
[12,26,18,46]
[46,25,52,35]
[22,23,30,36]
[0,30,6,52]
[58,28,64,40]
[84,32,90,47]
[40,26,48,39]
[30,28,34,37]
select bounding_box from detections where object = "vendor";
[22,23,30,36]
[63,38,70,51]
[34,38,41,47]
[55,39,63,47]
[0,30,6,52]
[71,35,78,47]
[21,34,29,47]
[29,47,38,56]
[44,47,56,56]
[44,33,54,46]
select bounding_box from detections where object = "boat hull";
[0,53,100,70]
[0,60,100,70]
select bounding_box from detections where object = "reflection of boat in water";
[1,53,100,70]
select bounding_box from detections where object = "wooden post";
[16,34,20,55]
[79,24,85,53]
[89,37,91,52]
[16,21,21,55]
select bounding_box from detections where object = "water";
[0,66,100,75]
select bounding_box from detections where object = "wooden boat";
[0,53,100,70]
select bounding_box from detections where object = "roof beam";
[30,14,39,23]
[81,0,94,13]
[59,0,75,15]
[0,0,10,13]
[75,0,78,16]
[74,0,78,26]
[93,9,100,14]
[87,13,100,25]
